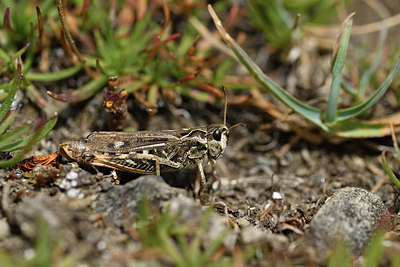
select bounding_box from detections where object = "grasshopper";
[60,86,241,195]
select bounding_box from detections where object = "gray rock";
[168,196,229,249]
[306,187,388,253]
[0,219,10,240]
[94,175,237,251]
[240,225,289,251]
[12,194,102,254]
[94,175,187,227]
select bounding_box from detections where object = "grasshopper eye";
[213,129,222,141]
[83,152,95,160]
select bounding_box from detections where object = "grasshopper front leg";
[196,161,206,196]
[156,161,161,176]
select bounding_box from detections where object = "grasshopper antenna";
[229,122,246,131]
[222,85,227,126]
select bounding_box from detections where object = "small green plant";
[249,0,300,51]
[209,5,400,139]
[0,0,57,50]
[249,0,351,52]
[0,214,76,266]
[1,2,83,107]
[326,230,395,266]
[47,0,235,116]
[135,198,231,267]
[0,63,57,167]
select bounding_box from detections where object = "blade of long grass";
[333,120,392,138]
[25,64,83,82]
[357,27,388,100]
[249,0,294,49]
[0,63,22,122]
[0,124,31,150]
[208,5,327,131]
[188,236,201,265]
[337,57,400,121]
[7,44,29,71]
[47,76,107,103]
[341,81,357,97]
[201,230,227,265]
[0,83,10,90]
[157,213,183,264]
[0,111,17,136]
[33,215,52,267]
[0,91,8,102]
[174,86,219,103]
[0,114,55,167]
[362,230,385,267]
[325,14,353,123]
[0,149,28,167]
[22,26,37,73]
[327,241,351,267]
[0,113,58,152]
[381,151,400,189]
[0,48,9,61]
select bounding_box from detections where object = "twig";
[304,12,400,37]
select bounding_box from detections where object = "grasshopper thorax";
[206,124,229,160]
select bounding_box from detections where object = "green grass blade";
[333,120,391,138]
[325,14,353,123]
[0,124,31,150]
[0,84,10,90]
[0,149,28,167]
[188,237,201,265]
[32,215,52,267]
[47,76,107,103]
[201,229,227,264]
[208,5,327,132]
[21,27,37,74]
[0,48,8,61]
[341,80,356,97]
[7,45,29,71]
[249,0,294,50]
[94,30,108,63]
[0,64,22,122]
[0,111,17,136]
[0,113,58,152]
[327,240,351,267]
[381,151,400,190]
[0,114,56,167]
[337,57,400,121]
[157,214,183,265]
[25,64,83,82]
[361,230,385,267]
[357,27,388,100]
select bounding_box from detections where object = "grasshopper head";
[60,141,91,163]
[206,124,229,160]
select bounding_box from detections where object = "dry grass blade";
[189,15,236,60]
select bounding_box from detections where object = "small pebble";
[67,188,81,198]
[66,171,78,180]
[237,217,251,227]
